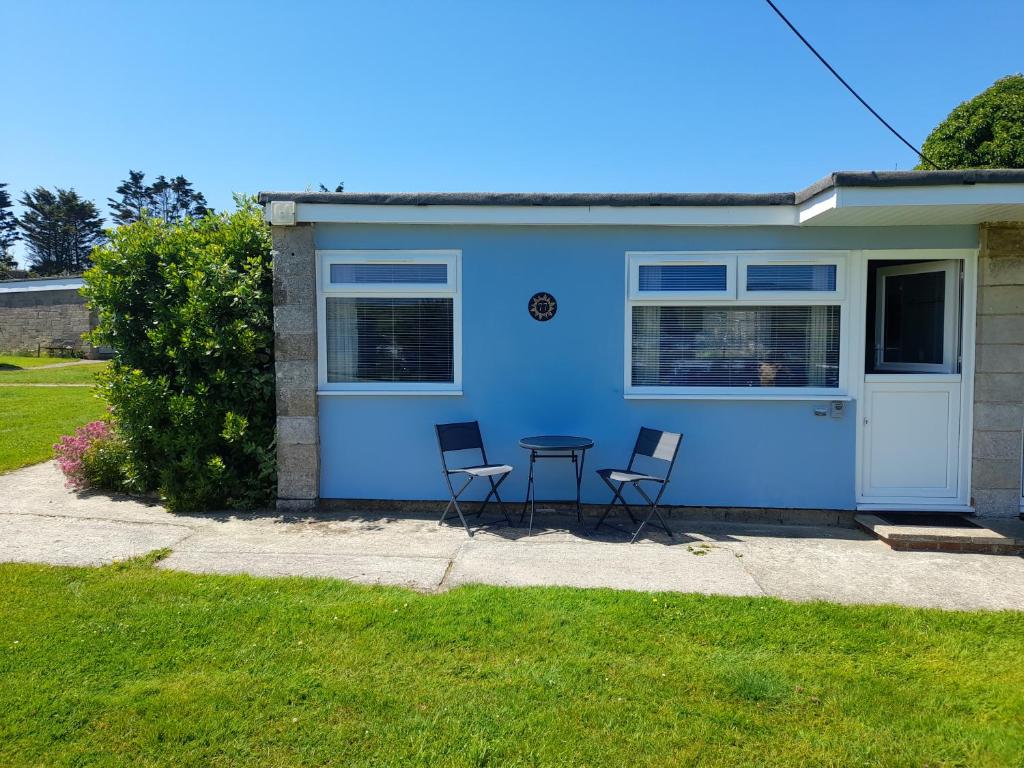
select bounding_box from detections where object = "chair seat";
[597,468,662,484]
[450,464,514,477]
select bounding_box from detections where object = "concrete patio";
[1,461,1023,612]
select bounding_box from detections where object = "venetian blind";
[326,297,454,383]
[631,305,840,388]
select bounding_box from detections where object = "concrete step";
[855,514,1024,555]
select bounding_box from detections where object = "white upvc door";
[861,379,961,499]
[857,256,972,508]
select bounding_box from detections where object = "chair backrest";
[435,421,488,469]
[629,427,683,479]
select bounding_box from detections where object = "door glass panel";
[882,271,945,365]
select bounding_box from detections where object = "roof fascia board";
[835,183,1024,209]
[292,202,798,227]
[797,189,839,224]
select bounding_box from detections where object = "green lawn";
[1,557,1022,767]
[0,354,77,369]
[0,386,108,472]
[0,360,108,384]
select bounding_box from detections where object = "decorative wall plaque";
[528,292,557,321]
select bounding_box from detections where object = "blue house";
[261,171,1024,521]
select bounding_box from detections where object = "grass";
[0,360,108,384]
[1,559,1022,767]
[0,386,108,472]
[0,353,79,369]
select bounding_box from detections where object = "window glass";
[329,263,448,285]
[638,264,728,292]
[882,271,945,365]
[326,297,454,383]
[631,305,841,388]
[746,264,837,292]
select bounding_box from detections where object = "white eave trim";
[291,202,798,227]
[798,183,1024,224]
[267,182,1024,228]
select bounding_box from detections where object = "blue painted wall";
[315,224,978,509]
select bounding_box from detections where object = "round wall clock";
[528,292,557,322]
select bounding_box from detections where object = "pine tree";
[108,170,150,226]
[0,183,18,274]
[109,170,212,226]
[19,187,105,275]
[147,174,210,224]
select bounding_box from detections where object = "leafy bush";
[82,428,135,492]
[83,198,276,512]
[918,74,1024,170]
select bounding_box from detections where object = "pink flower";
[53,420,113,490]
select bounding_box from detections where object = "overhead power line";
[763,0,940,170]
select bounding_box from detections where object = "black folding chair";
[594,427,683,543]
[435,421,514,536]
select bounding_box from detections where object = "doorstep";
[855,514,1024,555]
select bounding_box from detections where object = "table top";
[519,435,594,451]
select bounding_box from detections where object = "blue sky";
[3,1,1022,264]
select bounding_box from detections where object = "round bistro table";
[518,435,594,535]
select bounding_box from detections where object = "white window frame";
[873,260,959,374]
[624,250,851,400]
[628,252,737,300]
[738,252,845,300]
[317,249,462,395]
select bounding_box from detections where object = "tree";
[108,170,150,226]
[108,170,211,226]
[917,74,1024,170]
[147,175,210,224]
[0,183,17,274]
[18,187,105,275]
[83,198,275,511]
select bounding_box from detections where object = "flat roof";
[259,170,1024,207]
[0,276,85,293]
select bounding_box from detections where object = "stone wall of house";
[973,222,1024,517]
[0,288,98,358]
[271,224,320,512]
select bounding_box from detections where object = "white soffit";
[799,184,1024,226]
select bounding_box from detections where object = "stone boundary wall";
[0,288,98,358]
[271,224,320,512]
[973,222,1024,517]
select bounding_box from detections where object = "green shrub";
[82,428,136,493]
[83,198,275,512]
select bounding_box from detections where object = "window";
[629,254,735,300]
[626,252,847,398]
[738,254,844,299]
[319,251,461,393]
[872,260,959,374]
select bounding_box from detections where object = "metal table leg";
[574,448,587,528]
[519,449,537,535]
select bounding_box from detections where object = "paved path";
[1,462,1022,611]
